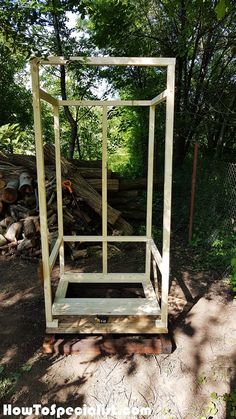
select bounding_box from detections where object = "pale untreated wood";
[52,296,160,316]
[39,56,175,67]
[30,55,175,335]
[5,221,22,242]
[161,64,175,327]
[146,106,155,280]
[31,60,53,324]
[39,88,58,106]
[151,89,168,105]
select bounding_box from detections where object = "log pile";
[0,146,160,259]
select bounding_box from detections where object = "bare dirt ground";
[0,242,235,419]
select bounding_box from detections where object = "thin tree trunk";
[51,0,81,159]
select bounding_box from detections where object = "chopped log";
[32,216,40,233]
[0,179,6,189]
[0,171,4,178]
[114,217,133,235]
[17,238,33,252]
[2,178,19,203]
[0,217,14,228]
[23,217,36,238]
[119,178,160,191]
[69,159,102,168]
[44,144,122,226]
[19,172,33,194]
[87,179,119,192]
[5,221,22,242]
[71,248,88,260]
[0,234,7,246]
[73,167,112,179]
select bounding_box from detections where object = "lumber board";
[39,56,176,67]
[52,297,160,316]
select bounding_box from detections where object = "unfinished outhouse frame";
[31,56,175,334]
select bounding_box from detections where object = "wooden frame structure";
[30,56,175,334]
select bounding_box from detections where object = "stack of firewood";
[0,145,160,259]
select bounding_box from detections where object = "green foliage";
[0,362,32,399]
[224,390,236,418]
[0,123,34,154]
[108,108,144,178]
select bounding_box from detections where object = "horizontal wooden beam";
[39,56,176,67]
[46,320,168,335]
[52,297,160,316]
[63,235,147,242]
[39,89,59,106]
[61,272,148,282]
[58,99,151,107]
[150,89,168,106]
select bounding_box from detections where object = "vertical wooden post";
[161,64,175,327]
[146,105,156,279]
[102,106,108,275]
[54,106,64,274]
[31,59,53,324]
[189,142,199,242]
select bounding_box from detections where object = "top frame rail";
[35,56,176,67]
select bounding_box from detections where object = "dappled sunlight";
[0,288,36,308]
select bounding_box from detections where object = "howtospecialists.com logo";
[2,403,152,417]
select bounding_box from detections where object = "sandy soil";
[0,242,235,419]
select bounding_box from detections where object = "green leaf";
[215,0,226,20]
[0,365,5,375]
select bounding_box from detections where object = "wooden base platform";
[46,315,168,334]
[43,334,173,355]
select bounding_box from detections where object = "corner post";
[53,106,64,275]
[30,59,53,324]
[146,105,156,279]
[161,63,175,326]
[102,106,108,275]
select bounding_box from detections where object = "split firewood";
[44,145,121,225]
[71,248,88,260]
[5,221,23,242]
[23,217,36,238]
[87,179,119,192]
[19,172,33,195]
[17,238,33,252]
[44,145,133,234]
[0,178,6,189]
[2,178,19,203]
[0,217,14,228]
[0,234,8,246]
[32,216,40,233]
